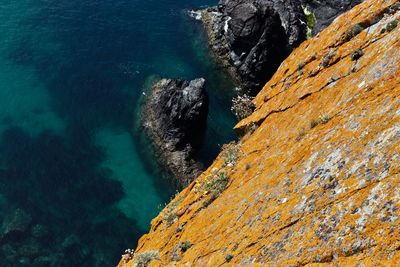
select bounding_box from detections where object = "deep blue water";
[0,0,236,266]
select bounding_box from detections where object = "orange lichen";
[119,0,400,266]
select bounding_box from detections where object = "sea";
[0,0,236,266]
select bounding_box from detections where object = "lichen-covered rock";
[142,78,209,186]
[119,0,400,265]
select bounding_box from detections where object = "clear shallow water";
[0,0,236,266]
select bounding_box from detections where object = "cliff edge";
[120,0,400,265]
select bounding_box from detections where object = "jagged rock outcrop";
[120,0,400,265]
[200,0,306,94]
[199,0,363,94]
[142,78,209,186]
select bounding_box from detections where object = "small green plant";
[162,199,180,226]
[310,114,331,129]
[223,144,240,166]
[225,254,234,262]
[231,94,255,120]
[320,50,337,68]
[297,62,306,75]
[302,6,316,39]
[344,24,364,41]
[351,48,364,61]
[178,241,192,252]
[386,19,398,32]
[295,129,306,142]
[204,172,229,197]
[134,251,159,267]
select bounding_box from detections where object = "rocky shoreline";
[196,0,362,95]
[141,0,363,187]
[141,78,209,187]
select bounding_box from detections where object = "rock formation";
[199,0,362,94]
[200,0,306,94]
[120,0,400,265]
[142,78,209,187]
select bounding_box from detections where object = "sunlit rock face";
[119,0,400,266]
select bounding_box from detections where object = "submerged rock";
[199,0,362,94]
[1,208,32,241]
[142,78,209,186]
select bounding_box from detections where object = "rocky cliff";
[120,0,400,265]
[199,0,361,94]
[142,78,209,187]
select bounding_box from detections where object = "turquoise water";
[0,0,236,265]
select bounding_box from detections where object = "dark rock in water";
[17,238,41,258]
[200,0,306,94]
[1,208,32,241]
[30,224,49,239]
[61,234,80,249]
[17,257,31,266]
[301,0,363,34]
[142,78,209,186]
[198,0,361,94]
[1,244,17,263]
[32,254,64,267]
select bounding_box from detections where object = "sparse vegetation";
[223,143,240,166]
[351,48,364,61]
[297,62,306,75]
[201,172,230,208]
[386,19,398,32]
[344,23,364,41]
[231,94,255,120]
[178,241,192,252]
[310,114,331,129]
[302,5,316,39]
[121,248,135,263]
[170,248,181,262]
[320,50,337,68]
[204,172,229,197]
[162,199,180,226]
[134,251,159,267]
[176,223,185,233]
[225,254,234,262]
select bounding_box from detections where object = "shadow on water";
[0,127,141,266]
[0,0,236,265]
